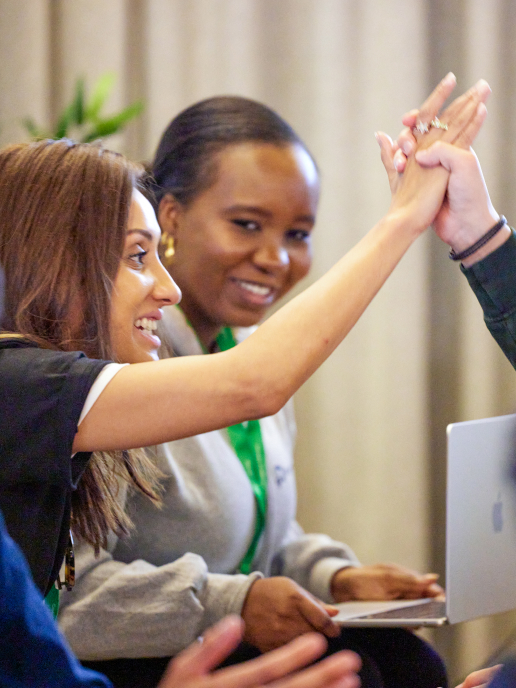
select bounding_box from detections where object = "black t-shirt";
[0,338,109,594]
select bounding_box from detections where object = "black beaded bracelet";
[449,216,507,261]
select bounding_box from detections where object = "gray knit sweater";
[58,307,360,660]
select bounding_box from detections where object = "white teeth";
[237,280,271,296]
[135,318,158,332]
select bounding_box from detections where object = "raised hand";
[383,72,458,186]
[159,615,361,688]
[330,563,443,602]
[414,143,510,265]
[376,76,491,238]
[241,577,341,653]
[393,73,489,173]
[384,75,511,264]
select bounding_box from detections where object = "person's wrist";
[445,212,511,266]
[384,206,429,239]
[460,222,511,267]
[446,209,500,254]
[449,215,506,261]
[241,578,261,618]
[330,567,354,602]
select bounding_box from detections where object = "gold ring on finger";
[429,117,448,131]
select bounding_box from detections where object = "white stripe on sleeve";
[78,363,129,426]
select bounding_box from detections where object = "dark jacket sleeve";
[462,229,516,369]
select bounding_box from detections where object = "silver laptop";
[334,413,516,627]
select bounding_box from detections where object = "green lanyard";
[44,585,60,618]
[214,327,268,574]
[43,530,75,619]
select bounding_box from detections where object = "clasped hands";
[378,72,510,265]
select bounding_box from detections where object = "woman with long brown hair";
[0,142,364,687]
[0,74,486,657]
[0,142,163,601]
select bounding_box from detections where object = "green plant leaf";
[74,78,85,125]
[22,117,47,140]
[53,78,85,138]
[81,101,144,142]
[53,106,73,139]
[21,72,144,144]
[85,72,116,121]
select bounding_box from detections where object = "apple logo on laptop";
[492,492,503,533]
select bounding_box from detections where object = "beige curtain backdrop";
[1,0,516,681]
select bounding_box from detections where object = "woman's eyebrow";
[293,214,315,225]
[224,204,272,218]
[126,229,154,241]
[224,205,315,224]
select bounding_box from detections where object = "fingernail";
[401,140,413,155]
[443,72,456,84]
[375,132,381,146]
[475,78,491,92]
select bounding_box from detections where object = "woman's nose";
[254,239,290,272]
[153,261,182,305]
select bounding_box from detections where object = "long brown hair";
[0,139,161,549]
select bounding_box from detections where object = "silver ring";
[414,117,449,135]
[415,120,429,135]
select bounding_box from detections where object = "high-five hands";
[158,615,361,688]
[375,73,492,240]
[383,73,511,266]
[392,73,489,172]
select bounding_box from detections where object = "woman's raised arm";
[74,78,490,453]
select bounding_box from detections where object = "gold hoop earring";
[160,233,175,260]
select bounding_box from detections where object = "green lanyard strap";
[44,584,60,619]
[215,327,268,574]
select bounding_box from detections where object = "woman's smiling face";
[158,142,320,347]
[110,190,181,363]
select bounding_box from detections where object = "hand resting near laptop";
[331,563,442,602]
